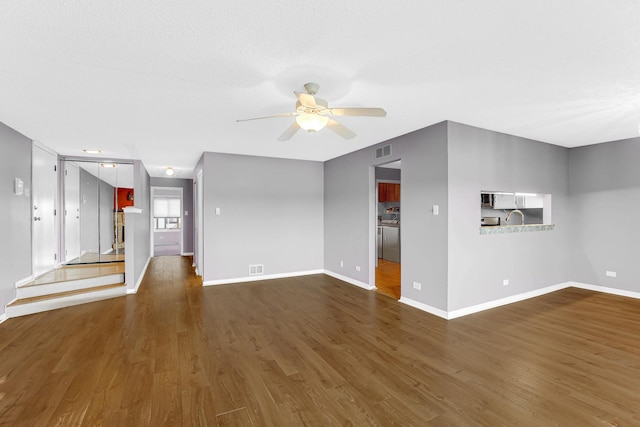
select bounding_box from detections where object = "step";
[7,283,127,318]
[17,263,125,299]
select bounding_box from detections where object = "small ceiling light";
[165,166,175,176]
[296,113,329,132]
[83,149,102,154]
[100,163,116,168]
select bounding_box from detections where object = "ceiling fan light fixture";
[165,166,175,176]
[296,113,329,132]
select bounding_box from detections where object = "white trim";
[323,270,376,291]
[0,313,7,324]
[571,282,640,300]
[6,286,126,318]
[203,269,324,286]
[181,252,194,256]
[447,282,572,319]
[127,256,151,294]
[17,273,124,299]
[15,275,34,287]
[399,297,449,319]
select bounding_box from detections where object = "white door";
[64,162,80,262]
[32,145,58,277]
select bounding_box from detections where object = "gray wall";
[0,123,32,318]
[447,122,571,310]
[129,160,151,289]
[150,177,194,254]
[201,152,324,282]
[325,122,449,310]
[569,138,640,292]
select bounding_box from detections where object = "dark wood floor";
[1,256,640,426]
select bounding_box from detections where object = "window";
[154,197,181,230]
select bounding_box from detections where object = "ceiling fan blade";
[326,119,356,139]
[277,121,301,141]
[236,112,296,122]
[327,107,387,117]
[295,91,317,109]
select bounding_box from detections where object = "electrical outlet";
[606,271,617,278]
[215,207,221,215]
[340,260,344,268]
[413,281,421,290]
[503,279,509,286]
[355,266,361,272]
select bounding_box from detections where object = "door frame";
[32,141,59,278]
[369,162,402,291]
[150,186,184,257]
[195,169,204,277]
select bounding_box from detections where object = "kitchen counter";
[479,224,555,235]
[379,223,400,228]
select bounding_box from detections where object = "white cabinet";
[493,193,543,209]
[493,193,517,209]
[521,194,544,208]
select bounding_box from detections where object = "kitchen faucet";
[505,209,525,225]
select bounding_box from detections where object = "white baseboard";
[399,297,449,319]
[446,282,572,320]
[181,252,194,256]
[401,281,640,320]
[127,256,151,294]
[0,313,7,324]
[15,275,34,287]
[203,269,324,286]
[323,270,376,291]
[571,282,640,300]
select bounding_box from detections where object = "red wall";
[115,188,134,211]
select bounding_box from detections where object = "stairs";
[7,263,127,317]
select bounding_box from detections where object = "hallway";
[1,257,640,425]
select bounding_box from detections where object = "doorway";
[374,160,401,299]
[151,187,183,257]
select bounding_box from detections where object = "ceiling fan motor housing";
[304,82,320,95]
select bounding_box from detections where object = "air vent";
[375,144,392,159]
[249,264,264,276]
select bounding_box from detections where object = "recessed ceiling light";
[100,163,116,168]
[165,166,175,176]
[83,149,102,154]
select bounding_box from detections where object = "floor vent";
[249,264,264,276]
[376,144,392,159]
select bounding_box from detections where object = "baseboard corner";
[322,270,376,291]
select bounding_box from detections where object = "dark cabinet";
[378,183,400,202]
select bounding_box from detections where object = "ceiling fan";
[237,82,387,141]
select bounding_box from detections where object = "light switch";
[432,205,439,215]
[184,211,189,216]
[215,207,221,215]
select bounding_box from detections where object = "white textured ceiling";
[1,1,639,178]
